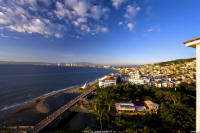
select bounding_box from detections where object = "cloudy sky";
[0,0,199,65]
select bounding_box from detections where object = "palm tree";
[126,123,138,133]
[94,87,106,130]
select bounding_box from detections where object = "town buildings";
[126,70,176,88]
[114,58,196,87]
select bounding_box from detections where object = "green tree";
[160,103,195,131]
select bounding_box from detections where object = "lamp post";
[183,37,200,132]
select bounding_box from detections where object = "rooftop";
[134,101,145,106]
[183,37,200,47]
[183,37,200,44]
[120,103,134,107]
[105,76,115,80]
[144,100,159,106]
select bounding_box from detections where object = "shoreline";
[0,85,80,112]
[0,79,98,114]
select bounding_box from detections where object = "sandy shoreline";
[10,86,81,114]
[8,80,98,114]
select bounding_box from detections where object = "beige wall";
[197,44,200,132]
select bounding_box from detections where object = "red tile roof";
[183,37,200,44]
[105,76,115,80]
[134,101,145,106]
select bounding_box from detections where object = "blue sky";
[0,0,199,65]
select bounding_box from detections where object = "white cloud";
[118,21,123,25]
[8,18,52,35]
[72,17,87,27]
[80,24,90,32]
[25,0,38,11]
[64,0,109,20]
[147,28,153,32]
[112,0,126,9]
[0,12,10,24]
[101,27,108,32]
[72,21,79,27]
[125,5,140,18]
[8,25,25,32]
[94,26,108,33]
[0,0,110,38]
[55,33,63,38]
[64,0,78,7]
[90,6,109,20]
[127,22,136,31]
[77,17,87,23]
[72,1,90,17]
[54,1,72,19]
[23,19,45,34]
[0,1,58,37]
[13,6,27,15]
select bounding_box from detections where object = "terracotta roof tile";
[134,101,145,106]
[105,76,115,80]
[183,37,200,44]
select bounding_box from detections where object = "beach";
[11,85,82,114]
[0,80,98,127]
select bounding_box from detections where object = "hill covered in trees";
[154,58,196,66]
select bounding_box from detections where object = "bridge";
[31,87,95,133]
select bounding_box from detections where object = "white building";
[129,71,141,81]
[162,80,168,88]
[115,103,136,113]
[183,37,200,132]
[129,71,144,85]
[104,66,111,68]
[156,83,162,88]
[144,100,159,112]
[99,76,117,88]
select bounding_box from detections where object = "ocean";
[0,64,118,111]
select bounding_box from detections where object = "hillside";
[154,58,196,66]
[116,57,196,84]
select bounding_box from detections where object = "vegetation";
[155,58,195,66]
[92,82,196,132]
[54,129,81,133]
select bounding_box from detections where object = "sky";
[0,0,199,65]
